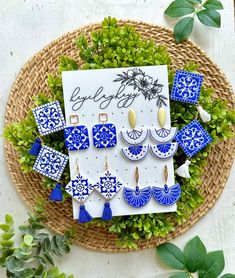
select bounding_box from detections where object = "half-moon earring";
[95,156,122,220]
[121,109,149,161]
[65,159,94,223]
[123,167,152,208]
[152,165,181,206]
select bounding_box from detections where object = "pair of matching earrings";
[121,108,178,161]
[123,166,181,207]
[64,113,117,151]
[65,157,122,223]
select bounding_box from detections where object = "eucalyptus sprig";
[164,0,223,43]
[0,200,74,278]
[157,236,235,278]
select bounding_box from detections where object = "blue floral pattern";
[33,146,68,181]
[95,171,122,200]
[64,125,90,151]
[122,145,149,161]
[175,119,212,157]
[92,123,117,148]
[150,143,178,160]
[152,183,181,206]
[65,174,94,202]
[32,101,65,136]
[171,70,203,104]
[123,186,152,208]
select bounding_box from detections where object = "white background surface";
[0,1,234,277]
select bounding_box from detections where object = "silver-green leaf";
[203,0,223,10]
[199,251,225,278]
[174,17,194,43]
[165,0,195,18]
[197,8,221,28]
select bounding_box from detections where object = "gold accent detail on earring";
[128,109,136,129]
[99,113,108,124]
[69,114,79,125]
[105,156,109,172]
[158,107,166,128]
[164,165,168,184]
[135,167,139,185]
[76,158,80,175]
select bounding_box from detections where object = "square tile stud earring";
[65,159,94,223]
[92,113,117,149]
[95,156,122,220]
[152,165,181,206]
[123,167,152,208]
[64,114,90,151]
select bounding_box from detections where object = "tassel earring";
[176,159,191,178]
[49,183,63,201]
[65,159,94,223]
[197,105,211,123]
[95,156,122,220]
[28,137,42,156]
[123,167,152,208]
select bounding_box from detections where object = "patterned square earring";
[32,100,65,136]
[64,115,90,151]
[33,145,68,181]
[123,167,152,208]
[95,156,122,220]
[152,165,181,206]
[92,113,117,148]
[65,159,94,223]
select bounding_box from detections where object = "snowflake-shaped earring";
[92,113,117,149]
[121,109,149,162]
[32,100,65,136]
[149,107,178,160]
[123,167,152,208]
[64,115,90,151]
[95,157,122,220]
[65,159,94,223]
[152,165,181,206]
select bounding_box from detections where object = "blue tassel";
[101,202,112,220]
[29,137,41,156]
[49,184,63,201]
[79,204,93,223]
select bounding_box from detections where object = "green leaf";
[44,252,55,266]
[221,274,235,278]
[186,0,202,3]
[156,242,186,270]
[1,233,15,240]
[183,236,207,272]
[0,224,10,232]
[165,0,195,18]
[174,17,194,43]
[24,234,33,246]
[197,9,221,28]
[199,251,225,278]
[203,0,223,10]
[169,272,191,278]
[5,214,14,225]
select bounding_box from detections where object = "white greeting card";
[62,65,177,219]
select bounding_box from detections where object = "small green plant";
[0,200,74,278]
[164,0,223,43]
[156,236,235,278]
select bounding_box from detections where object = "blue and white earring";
[92,113,117,149]
[65,159,94,223]
[150,108,178,160]
[152,165,181,206]
[123,167,152,208]
[121,109,149,161]
[95,156,122,220]
[64,114,90,151]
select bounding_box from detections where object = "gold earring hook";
[76,158,80,175]
[135,167,139,186]
[164,165,168,184]
[105,156,109,172]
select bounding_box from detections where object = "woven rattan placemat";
[4,20,235,252]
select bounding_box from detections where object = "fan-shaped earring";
[152,165,181,206]
[121,109,149,162]
[123,167,151,208]
[149,107,178,143]
[94,156,122,220]
[65,159,94,223]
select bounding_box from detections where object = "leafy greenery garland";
[3,17,235,248]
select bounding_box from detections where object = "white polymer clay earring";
[121,109,149,161]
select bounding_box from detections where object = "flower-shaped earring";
[149,107,178,160]
[121,109,149,161]
[64,114,90,151]
[92,113,117,149]
[65,159,94,223]
[123,167,152,208]
[152,165,181,206]
[95,156,122,220]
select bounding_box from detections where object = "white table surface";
[0,1,234,277]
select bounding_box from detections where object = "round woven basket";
[5,20,235,253]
